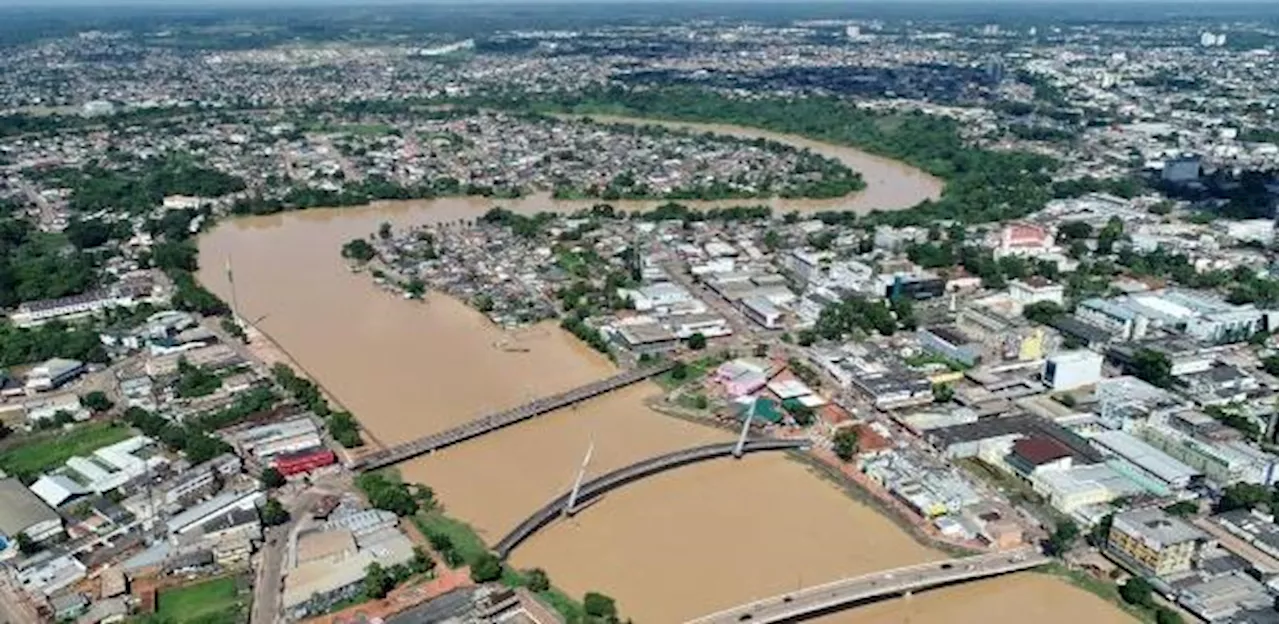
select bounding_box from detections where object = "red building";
[273,448,336,476]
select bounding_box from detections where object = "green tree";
[686,332,707,350]
[525,568,551,593]
[833,428,859,462]
[1119,576,1154,608]
[341,238,376,262]
[669,361,689,381]
[82,391,113,413]
[1263,354,1278,376]
[1046,520,1080,556]
[1023,301,1065,325]
[1131,349,1174,388]
[378,222,393,240]
[1216,483,1275,514]
[363,562,394,599]
[1155,606,1184,624]
[1057,221,1094,241]
[1088,512,1114,547]
[260,467,286,489]
[583,592,619,621]
[409,546,436,575]
[1096,216,1125,255]
[260,498,290,526]
[470,553,503,583]
[932,383,955,403]
[1162,500,1199,517]
[15,533,42,555]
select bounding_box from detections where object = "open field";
[157,576,247,624]
[0,421,134,478]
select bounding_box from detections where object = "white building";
[740,296,783,329]
[1008,278,1065,307]
[64,435,168,494]
[1043,350,1103,391]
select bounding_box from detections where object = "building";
[740,296,782,329]
[22,393,89,423]
[14,551,86,595]
[63,436,168,495]
[1162,155,1202,185]
[24,358,86,392]
[1031,463,1150,515]
[816,349,933,411]
[1107,507,1206,577]
[0,479,64,554]
[623,283,697,314]
[1006,436,1075,477]
[1042,350,1103,391]
[1079,291,1266,344]
[29,475,91,508]
[1139,421,1278,486]
[610,320,680,355]
[164,468,219,506]
[1091,431,1202,491]
[878,273,946,300]
[232,417,323,461]
[273,448,336,477]
[167,489,264,535]
[1008,277,1065,307]
[992,222,1056,258]
[917,326,983,367]
[145,345,240,378]
[282,529,416,619]
[8,289,137,328]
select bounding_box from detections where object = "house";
[50,592,89,620]
[14,551,86,595]
[1008,277,1065,307]
[22,393,89,423]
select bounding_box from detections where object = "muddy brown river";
[197,122,1131,623]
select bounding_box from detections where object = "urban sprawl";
[0,4,1276,624]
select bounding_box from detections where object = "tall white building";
[1043,350,1103,391]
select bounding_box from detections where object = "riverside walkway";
[494,438,808,558]
[353,362,675,471]
[684,546,1051,623]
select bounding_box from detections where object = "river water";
[197,123,1131,623]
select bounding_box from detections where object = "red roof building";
[273,448,336,477]
[1008,436,1074,476]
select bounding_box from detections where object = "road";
[250,490,322,624]
[0,571,42,624]
[685,547,1049,624]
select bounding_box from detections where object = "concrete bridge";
[683,547,1051,624]
[493,438,809,558]
[353,362,674,471]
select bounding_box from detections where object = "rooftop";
[0,478,60,537]
[1113,507,1206,548]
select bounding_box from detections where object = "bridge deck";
[354,362,674,471]
[494,438,808,558]
[684,547,1051,624]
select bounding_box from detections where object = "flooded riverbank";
[197,119,1127,623]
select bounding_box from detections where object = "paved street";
[251,491,321,624]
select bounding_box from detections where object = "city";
[0,2,1276,624]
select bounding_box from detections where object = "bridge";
[494,438,808,558]
[353,362,675,471]
[683,547,1051,624]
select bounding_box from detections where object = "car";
[941,563,954,570]
[738,614,753,621]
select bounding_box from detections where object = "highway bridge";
[353,363,674,471]
[494,438,809,558]
[684,547,1051,624]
